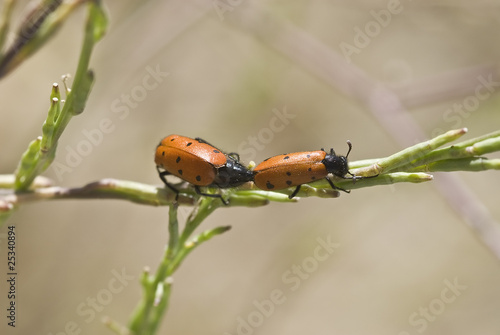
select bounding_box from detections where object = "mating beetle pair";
[155,134,362,204]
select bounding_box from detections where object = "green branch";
[349,128,500,176]
[126,200,231,335]
[409,157,500,173]
[400,130,500,171]
[353,128,468,175]
[2,128,500,220]
[13,1,107,191]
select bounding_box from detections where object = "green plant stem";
[128,204,180,334]
[0,178,278,208]
[103,316,130,335]
[397,130,500,171]
[409,157,500,172]
[177,197,221,248]
[128,198,230,334]
[165,203,179,261]
[3,127,500,227]
[146,279,173,335]
[355,128,468,176]
[169,225,231,274]
[351,129,500,172]
[0,174,52,189]
[308,172,433,192]
[141,204,179,335]
[13,1,107,191]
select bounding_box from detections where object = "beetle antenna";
[345,140,353,159]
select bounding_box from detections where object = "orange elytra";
[155,134,254,204]
[253,141,359,199]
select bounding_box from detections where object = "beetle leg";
[157,166,180,200]
[325,176,350,193]
[226,152,240,162]
[343,172,361,184]
[194,186,229,205]
[343,172,378,183]
[289,185,301,199]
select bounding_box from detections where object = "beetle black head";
[322,140,356,179]
[212,157,255,188]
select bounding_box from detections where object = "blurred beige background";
[1,1,500,334]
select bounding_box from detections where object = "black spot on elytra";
[176,156,181,163]
[162,151,165,156]
[170,138,175,142]
[213,150,220,153]
[283,156,290,160]
[266,181,275,190]
[308,168,312,171]
[306,154,311,158]
[286,171,291,176]
[178,170,183,175]
[286,180,292,186]
[186,142,192,146]
[196,175,201,182]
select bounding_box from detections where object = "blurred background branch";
[0,0,89,78]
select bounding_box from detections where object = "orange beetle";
[155,135,254,204]
[253,141,359,199]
